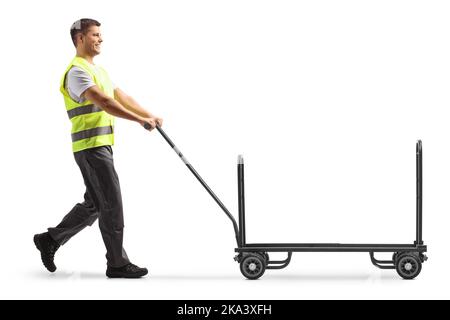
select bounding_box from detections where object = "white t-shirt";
[65,66,116,104]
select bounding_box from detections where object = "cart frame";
[154,123,427,280]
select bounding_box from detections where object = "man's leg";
[81,146,147,278]
[34,152,100,273]
[47,191,99,245]
[79,146,130,268]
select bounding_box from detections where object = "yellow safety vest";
[60,56,115,152]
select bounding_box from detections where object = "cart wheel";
[395,253,422,280]
[240,254,266,280]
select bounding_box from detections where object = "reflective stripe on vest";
[67,104,103,119]
[71,125,114,142]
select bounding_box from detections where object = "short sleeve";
[66,66,96,103]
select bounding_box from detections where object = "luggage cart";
[151,123,427,280]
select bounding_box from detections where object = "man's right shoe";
[33,232,60,273]
[106,263,148,279]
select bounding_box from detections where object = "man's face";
[78,26,103,55]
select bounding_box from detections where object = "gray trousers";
[48,145,130,268]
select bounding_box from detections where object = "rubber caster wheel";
[240,253,266,280]
[396,253,422,280]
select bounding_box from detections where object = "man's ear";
[76,33,84,46]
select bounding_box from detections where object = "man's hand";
[141,118,156,131]
[153,117,163,127]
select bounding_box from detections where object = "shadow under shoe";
[33,232,60,273]
[106,263,148,279]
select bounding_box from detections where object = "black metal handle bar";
[416,139,423,245]
[146,123,240,247]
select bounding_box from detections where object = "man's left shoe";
[33,232,60,272]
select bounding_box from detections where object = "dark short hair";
[70,18,101,47]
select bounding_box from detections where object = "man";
[33,18,161,278]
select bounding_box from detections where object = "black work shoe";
[106,263,148,279]
[33,232,60,273]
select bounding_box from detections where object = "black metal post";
[237,155,246,247]
[416,140,423,245]
[153,124,241,247]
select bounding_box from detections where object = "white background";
[0,0,449,300]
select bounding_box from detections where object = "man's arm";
[83,86,156,129]
[114,88,163,126]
